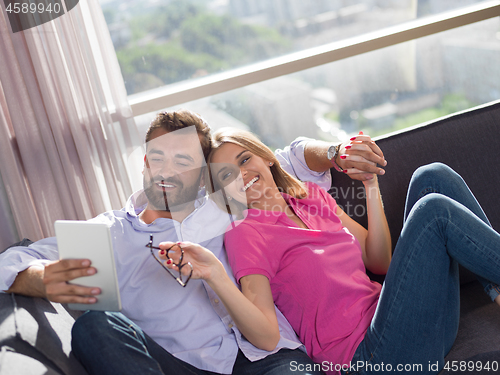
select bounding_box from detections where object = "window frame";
[122,1,500,119]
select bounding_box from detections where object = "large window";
[101,0,494,94]
[101,0,500,147]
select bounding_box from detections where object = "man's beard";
[143,174,201,212]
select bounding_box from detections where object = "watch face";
[327,145,336,160]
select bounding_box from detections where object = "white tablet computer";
[54,220,122,311]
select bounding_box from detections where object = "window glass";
[133,17,500,148]
[99,0,492,96]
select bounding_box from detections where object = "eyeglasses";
[146,234,193,287]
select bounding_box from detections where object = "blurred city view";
[100,0,500,148]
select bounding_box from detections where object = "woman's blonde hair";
[205,128,308,216]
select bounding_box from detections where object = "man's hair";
[146,110,212,159]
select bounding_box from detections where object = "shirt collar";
[125,189,208,228]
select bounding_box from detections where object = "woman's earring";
[269,162,273,166]
[227,196,232,201]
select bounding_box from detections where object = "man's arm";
[274,137,332,191]
[6,259,101,304]
[6,265,46,297]
[1,241,100,304]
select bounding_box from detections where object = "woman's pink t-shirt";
[225,182,381,372]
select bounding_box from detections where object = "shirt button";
[214,299,219,304]
[228,323,233,329]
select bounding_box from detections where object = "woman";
[160,128,500,374]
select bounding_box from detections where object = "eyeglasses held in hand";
[146,234,193,287]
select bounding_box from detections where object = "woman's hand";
[159,241,280,351]
[337,135,392,274]
[157,241,224,283]
[339,132,387,182]
[362,173,379,188]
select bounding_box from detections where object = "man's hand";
[42,259,101,304]
[337,132,387,181]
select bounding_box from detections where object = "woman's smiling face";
[210,142,278,209]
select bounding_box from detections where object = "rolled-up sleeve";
[274,137,332,191]
[0,237,58,291]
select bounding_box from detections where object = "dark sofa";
[1,100,500,374]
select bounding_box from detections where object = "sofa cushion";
[0,293,87,375]
[376,101,500,259]
[330,100,500,285]
[444,281,500,361]
[332,100,500,246]
[0,349,62,375]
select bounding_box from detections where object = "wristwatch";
[327,144,343,172]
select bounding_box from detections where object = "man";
[1,110,386,374]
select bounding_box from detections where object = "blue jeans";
[71,310,324,375]
[344,163,500,375]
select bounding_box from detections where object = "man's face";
[143,127,205,213]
